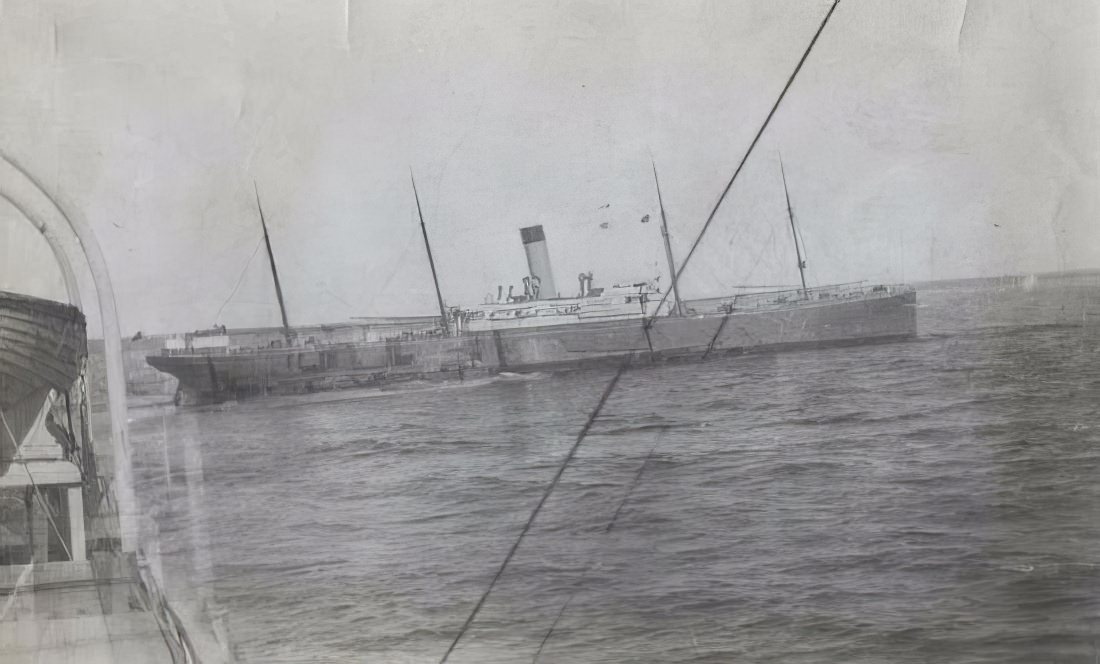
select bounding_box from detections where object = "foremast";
[652,160,683,317]
[254,182,294,346]
[779,154,808,296]
[410,171,451,336]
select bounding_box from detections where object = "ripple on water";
[129,275,1100,663]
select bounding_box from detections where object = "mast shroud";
[646,0,841,321]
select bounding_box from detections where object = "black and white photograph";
[1,1,1097,661]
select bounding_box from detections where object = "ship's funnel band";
[519,224,557,299]
[520,225,546,245]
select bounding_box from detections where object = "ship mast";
[646,0,840,322]
[778,154,808,296]
[652,160,684,317]
[253,182,294,346]
[410,171,451,336]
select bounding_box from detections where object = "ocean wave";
[127,279,1100,663]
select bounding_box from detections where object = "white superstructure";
[461,282,670,332]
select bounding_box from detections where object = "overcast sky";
[1,0,1096,335]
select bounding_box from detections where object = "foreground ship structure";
[1,152,232,662]
[0,290,209,662]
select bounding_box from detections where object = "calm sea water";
[129,274,1100,663]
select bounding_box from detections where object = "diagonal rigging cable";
[439,360,630,663]
[439,3,842,660]
[213,237,265,324]
[0,405,73,562]
[645,0,840,328]
[531,429,666,663]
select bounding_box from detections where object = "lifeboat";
[0,290,87,476]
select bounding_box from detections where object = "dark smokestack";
[520,225,557,299]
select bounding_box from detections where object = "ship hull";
[149,290,917,405]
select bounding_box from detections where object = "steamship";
[147,219,917,405]
[147,9,918,405]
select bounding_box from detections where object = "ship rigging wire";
[531,429,667,663]
[366,227,419,314]
[438,3,841,660]
[0,405,74,562]
[213,236,264,324]
[439,359,629,663]
[644,0,840,328]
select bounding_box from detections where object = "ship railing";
[157,331,456,356]
[683,281,906,315]
[160,346,230,357]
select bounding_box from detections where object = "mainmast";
[253,182,294,345]
[778,154,808,296]
[410,171,451,336]
[647,0,840,321]
[652,161,684,317]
